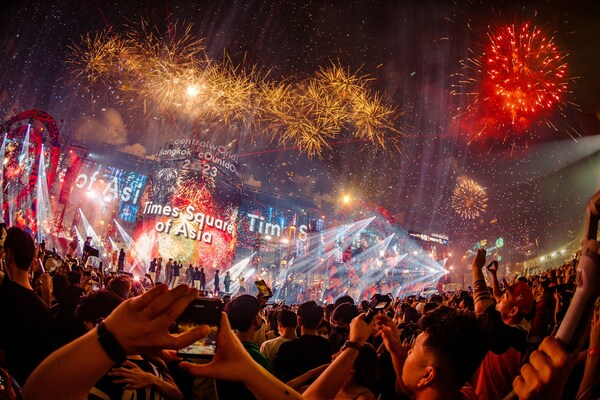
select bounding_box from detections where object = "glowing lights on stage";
[35,145,53,243]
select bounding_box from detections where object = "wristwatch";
[340,340,363,352]
[97,319,127,363]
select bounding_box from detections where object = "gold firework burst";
[70,22,402,156]
[68,31,125,82]
[451,177,488,220]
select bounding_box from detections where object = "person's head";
[496,281,534,324]
[401,306,487,396]
[359,300,370,313]
[423,301,439,314]
[297,300,324,330]
[277,309,297,334]
[403,306,420,324]
[459,295,474,311]
[265,309,279,331]
[324,303,335,321]
[334,295,354,308]
[3,227,35,272]
[429,294,442,304]
[316,319,332,339]
[225,295,261,333]
[107,276,132,300]
[52,273,70,302]
[331,303,359,332]
[75,290,122,331]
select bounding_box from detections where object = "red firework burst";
[485,23,567,127]
[454,21,576,144]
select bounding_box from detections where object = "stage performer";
[171,261,180,288]
[238,275,246,294]
[224,271,231,293]
[66,236,79,258]
[155,258,163,284]
[82,237,92,266]
[164,259,173,288]
[214,270,220,296]
[111,250,118,273]
[117,249,125,273]
[199,267,206,292]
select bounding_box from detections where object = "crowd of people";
[1,223,599,400]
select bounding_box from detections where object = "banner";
[131,137,242,273]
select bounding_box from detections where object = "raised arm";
[576,305,600,400]
[303,313,375,400]
[23,285,206,400]
[489,262,502,302]
[472,248,494,315]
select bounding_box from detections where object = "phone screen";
[255,279,273,298]
[177,298,223,359]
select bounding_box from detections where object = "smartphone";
[255,279,273,299]
[176,298,223,359]
[486,260,498,272]
[365,293,393,322]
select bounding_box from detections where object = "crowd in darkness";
[1,222,600,400]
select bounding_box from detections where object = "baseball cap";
[225,294,261,331]
[506,281,534,315]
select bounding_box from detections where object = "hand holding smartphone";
[176,298,223,359]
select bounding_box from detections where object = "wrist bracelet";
[97,320,127,363]
[341,340,363,352]
[589,347,600,358]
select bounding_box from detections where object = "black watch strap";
[341,340,363,352]
[97,320,127,363]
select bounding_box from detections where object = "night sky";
[1,0,600,256]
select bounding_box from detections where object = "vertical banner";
[132,137,242,274]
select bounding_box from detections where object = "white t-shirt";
[259,336,290,366]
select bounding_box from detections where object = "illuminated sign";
[408,231,449,245]
[467,237,506,256]
[247,213,308,241]
[72,161,148,222]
